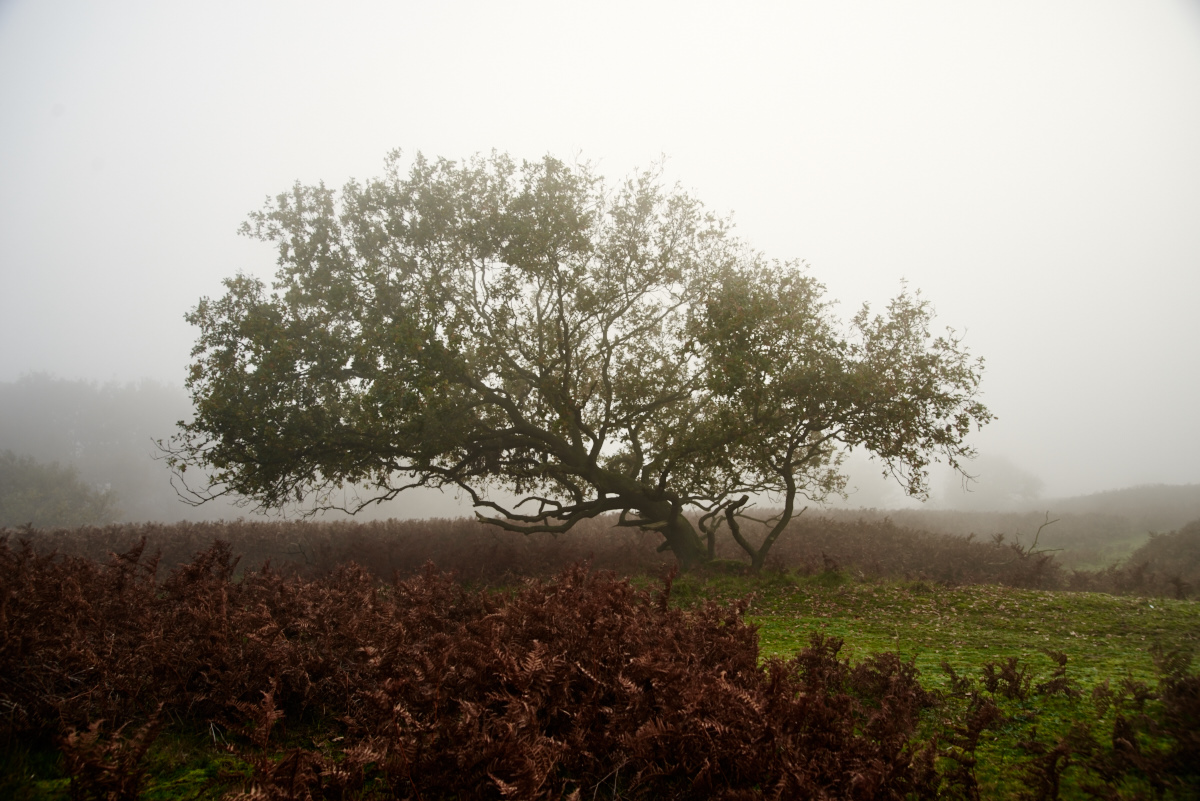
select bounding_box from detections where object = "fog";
[2,1,1199,519]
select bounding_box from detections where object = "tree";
[164,151,992,570]
[0,450,119,528]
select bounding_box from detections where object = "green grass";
[753,574,1195,681]
[671,569,1200,798]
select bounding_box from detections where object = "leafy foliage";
[165,150,991,568]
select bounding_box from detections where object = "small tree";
[164,151,992,570]
[0,450,119,528]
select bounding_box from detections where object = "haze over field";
[2,1,1199,517]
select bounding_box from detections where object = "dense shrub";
[1125,520,1200,595]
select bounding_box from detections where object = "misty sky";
[2,1,1198,505]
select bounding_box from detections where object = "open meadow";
[2,514,1198,799]
[678,571,1200,798]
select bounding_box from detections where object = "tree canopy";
[165,151,992,569]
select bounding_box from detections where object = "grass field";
[666,571,1200,683]
[670,570,1200,798]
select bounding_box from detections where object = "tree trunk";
[664,515,707,571]
[641,499,707,571]
[726,495,804,575]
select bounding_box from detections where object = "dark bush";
[1125,520,1200,598]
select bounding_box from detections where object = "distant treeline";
[10,513,1200,598]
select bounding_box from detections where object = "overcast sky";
[2,0,1198,505]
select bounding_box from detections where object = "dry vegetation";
[3,514,1199,798]
[3,538,943,798]
[16,512,1200,598]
